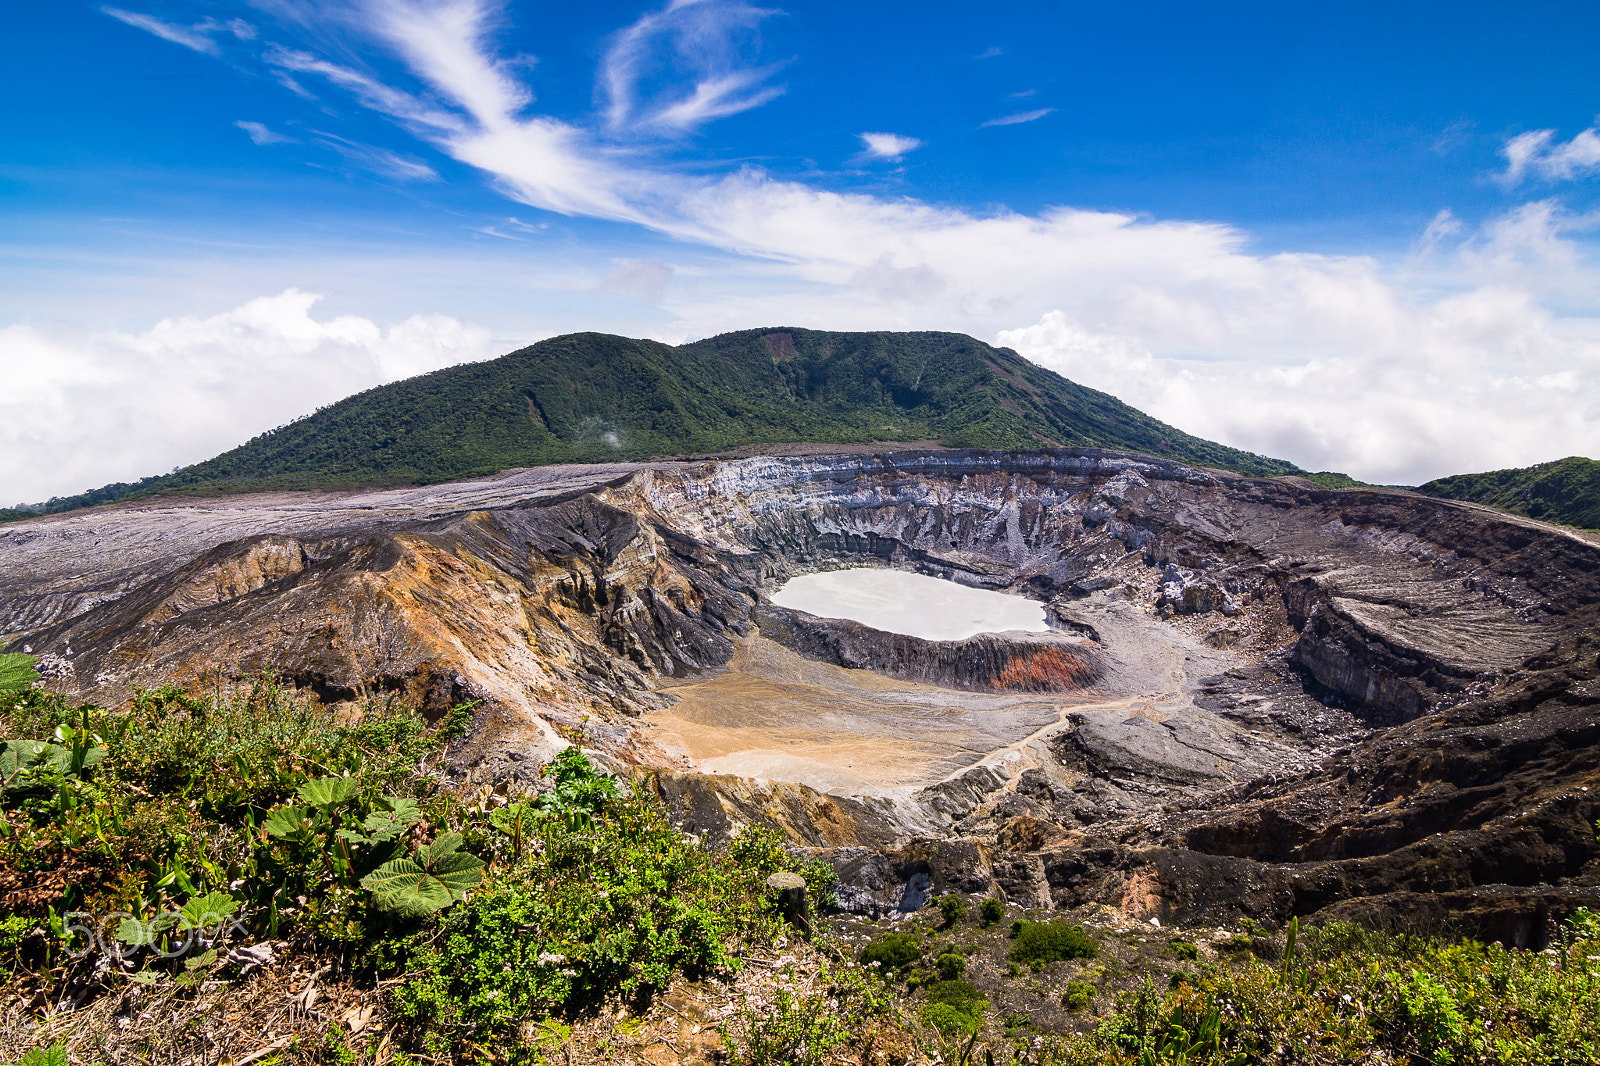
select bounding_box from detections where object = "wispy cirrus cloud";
[264,44,464,133]
[599,0,785,133]
[858,132,921,161]
[1500,124,1600,186]
[236,120,298,145]
[101,7,255,55]
[102,7,220,55]
[980,107,1055,128]
[312,132,439,181]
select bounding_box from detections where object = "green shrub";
[920,1002,978,1038]
[937,893,966,928]
[1008,921,1097,966]
[1062,981,1095,1010]
[860,931,923,973]
[925,979,985,1011]
[1375,969,1481,1065]
[920,979,987,1037]
[979,897,1004,927]
[395,794,784,1050]
[935,951,965,981]
[1216,933,1254,955]
[1168,940,1199,961]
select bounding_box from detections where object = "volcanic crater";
[3,447,1598,939]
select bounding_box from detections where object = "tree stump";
[766,871,811,936]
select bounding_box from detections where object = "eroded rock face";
[3,447,1598,935]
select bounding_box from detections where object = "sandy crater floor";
[645,598,1243,796]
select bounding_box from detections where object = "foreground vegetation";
[1422,455,1600,531]
[2,655,1598,1065]
[12,328,1304,517]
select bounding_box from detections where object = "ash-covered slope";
[3,447,1598,937]
[23,328,1301,513]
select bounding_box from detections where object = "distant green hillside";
[21,327,1304,513]
[1420,456,1600,530]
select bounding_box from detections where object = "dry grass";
[1,958,383,1066]
[0,939,919,1066]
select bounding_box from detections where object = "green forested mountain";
[1420,456,1600,530]
[21,327,1304,512]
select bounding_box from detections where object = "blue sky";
[5,1,1600,502]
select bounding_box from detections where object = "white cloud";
[101,7,222,55]
[1501,125,1600,185]
[594,259,675,303]
[236,120,298,145]
[980,108,1055,128]
[1420,207,1463,244]
[101,8,259,54]
[0,291,493,504]
[999,288,1600,486]
[858,132,921,161]
[313,133,440,181]
[264,45,465,134]
[598,0,785,133]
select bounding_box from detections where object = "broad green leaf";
[115,916,152,947]
[362,797,421,842]
[0,653,38,699]
[360,858,456,916]
[0,740,70,791]
[416,831,467,868]
[296,776,360,810]
[263,806,310,838]
[374,794,420,816]
[179,892,239,931]
[429,850,487,897]
[185,948,219,971]
[360,834,485,916]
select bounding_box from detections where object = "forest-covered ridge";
[1420,456,1600,531]
[11,327,1308,516]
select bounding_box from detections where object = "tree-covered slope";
[1420,456,1600,531]
[22,327,1302,511]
